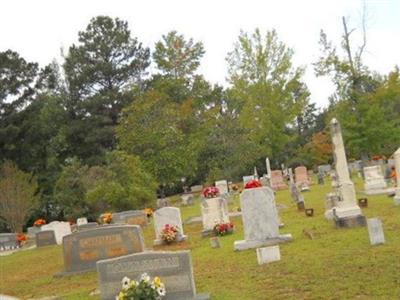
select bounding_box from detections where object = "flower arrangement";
[231,184,239,191]
[101,213,113,224]
[160,224,179,244]
[33,218,46,227]
[116,273,165,300]
[144,208,154,218]
[17,233,27,246]
[213,222,234,236]
[244,180,262,189]
[202,186,219,198]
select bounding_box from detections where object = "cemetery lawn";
[2,177,400,299]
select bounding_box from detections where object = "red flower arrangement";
[160,224,179,244]
[244,180,262,189]
[372,155,382,161]
[202,186,219,198]
[213,222,234,236]
[33,218,46,227]
[17,233,27,246]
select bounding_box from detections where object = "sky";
[1,0,399,108]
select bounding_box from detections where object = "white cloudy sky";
[1,0,399,108]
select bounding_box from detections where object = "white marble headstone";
[153,207,186,245]
[364,166,387,191]
[256,246,281,265]
[367,218,385,245]
[234,187,292,251]
[41,221,71,245]
[201,197,230,232]
[77,217,88,226]
[215,180,229,195]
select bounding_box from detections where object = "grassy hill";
[1,177,400,299]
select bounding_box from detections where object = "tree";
[153,31,205,79]
[0,161,38,232]
[63,16,150,164]
[227,29,309,162]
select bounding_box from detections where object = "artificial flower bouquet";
[202,186,219,198]
[33,218,46,227]
[160,224,179,244]
[100,212,113,224]
[116,273,165,300]
[244,180,262,189]
[144,208,154,218]
[213,222,234,236]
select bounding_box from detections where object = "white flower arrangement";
[116,273,166,300]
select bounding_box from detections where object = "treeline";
[1,16,400,226]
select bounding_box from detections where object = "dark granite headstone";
[97,250,209,300]
[0,233,18,251]
[77,222,99,231]
[59,225,145,275]
[36,230,57,247]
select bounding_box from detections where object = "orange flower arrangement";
[144,208,154,218]
[101,213,113,224]
[17,233,27,246]
[33,218,46,227]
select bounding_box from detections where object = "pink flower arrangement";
[202,186,219,198]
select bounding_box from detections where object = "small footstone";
[256,246,281,265]
[210,237,220,248]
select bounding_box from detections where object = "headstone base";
[335,215,366,228]
[153,234,187,246]
[363,187,395,195]
[394,195,400,206]
[194,294,210,300]
[234,234,292,251]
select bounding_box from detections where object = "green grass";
[2,177,400,299]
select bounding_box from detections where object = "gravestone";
[242,175,255,185]
[289,182,304,204]
[157,197,170,208]
[58,225,145,275]
[367,218,385,245]
[36,230,57,247]
[113,210,148,227]
[201,197,229,235]
[234,187,292,251]
[27,226,41,238]
[325,118,364,226]
[77,217,88,226]
[215,180,229,195]
[394,148,400,205]
[270,170,288,190]
[41,221,71,245]
[97,250,209,300]
[210,237,221,248]
[77,222,99,231]
[317,172,324,185]
[256,246,281,265]
[0,233,18,251]
[181,193,195,206]
[318,164,332,175]
[190,185,203,193]
[363,165,387,194]
[154,207,187,245]
[295,166,310,191]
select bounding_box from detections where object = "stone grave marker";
[201,197,229,236]
[77,217,88,226]
[157,197,170,208]
[77,222,99,231]
[0,233,18,251]
[363,165,387,194]
[295,166,310,191]
[190,185,203,193]
[394,148,400,205]
[58,225,145,275]
[41,221,71,245]
[270,170,287,190]
[97,250,210,300]
[36,230,57,247]
[234,187,292,251]
[256,246,281,265]
[215,180,229,194]
[367,218,385,245]
[154,207,187,245]
[210,237,221,248]
[181,193,195,206]
[113,210,148,227]
[27,226,41,238]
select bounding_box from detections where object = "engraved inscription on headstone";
[0,233,18,251]
[97,250,210,300]
[61,225,145,274]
